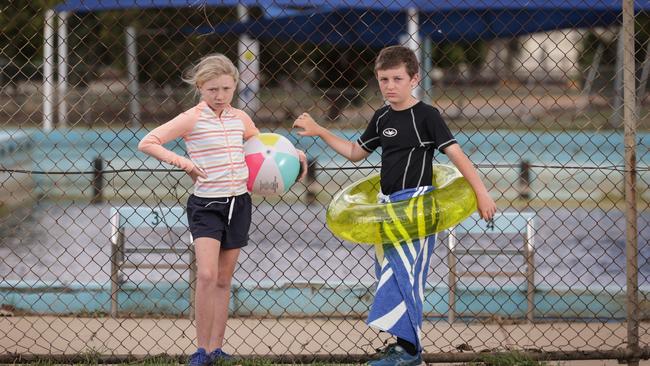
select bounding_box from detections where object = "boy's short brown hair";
[374,45,419,78]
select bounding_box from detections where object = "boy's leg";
[369,235,435,350]
[397,337,418,355]
[208,247,240,351]
[194,237,222,351]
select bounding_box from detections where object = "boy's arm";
[293,113,370,162]
[444,144,496,220]
[238,109,308,180]
[235,109,308,181]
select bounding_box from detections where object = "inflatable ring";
[326,164,477,245]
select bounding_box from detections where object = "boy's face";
[376,65,419,107]
[199,74,236,112]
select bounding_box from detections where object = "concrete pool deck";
[2,315,650,363]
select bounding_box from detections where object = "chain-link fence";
[1,0,649,364]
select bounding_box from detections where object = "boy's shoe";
[208,348,234,363]
[187,348,211,366]
[367,344,422,366]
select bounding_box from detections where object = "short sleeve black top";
[356,101,457,195]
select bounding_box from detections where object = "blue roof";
[54,1,650,44]
[55,0,650,13]
[192,5,626,46]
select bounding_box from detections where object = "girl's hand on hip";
[188,165,208,183]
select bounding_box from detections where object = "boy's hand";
[476,192,497,221]
[293,113,322,136]
[188,165,208,183]
[296,149,308,181]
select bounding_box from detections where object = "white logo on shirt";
[383,128,397,137]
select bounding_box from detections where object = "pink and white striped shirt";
[138,101,259,198]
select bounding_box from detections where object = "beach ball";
[244,133,300,196]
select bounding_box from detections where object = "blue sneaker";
[187,348,211,366]
[367,344,422,366]
[208,348,234,363]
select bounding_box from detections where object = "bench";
[447,211,537,323]
[109,206,195,318]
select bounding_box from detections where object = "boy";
[293,45,496,366]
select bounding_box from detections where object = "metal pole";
[57,11,69,128]
[576,42,604,115]
[525,220,536,323]
[623,0,639,365]
[635,39,650,117]
[447,230,457,323]
[91,156,104,204]
[126,26,141,128]
[43,9,55,132]
[422,37,433,101]
[612,26,625,127]
[237,5,260,116]
[405,7,422,99]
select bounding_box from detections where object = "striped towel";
[367,186,437,351]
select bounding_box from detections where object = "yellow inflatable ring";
[326,164,477,245]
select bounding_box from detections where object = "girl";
[139,53,307,366]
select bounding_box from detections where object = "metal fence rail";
[0,0,647,364]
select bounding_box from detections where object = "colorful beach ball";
[244,133,300,196]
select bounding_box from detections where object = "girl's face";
[198,74,236,113]
[376,65,419,110]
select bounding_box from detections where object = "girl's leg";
[208,247,240,351]
[193,237,222,350]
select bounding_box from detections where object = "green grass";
[14,352,553,366]
[465,352,549,365]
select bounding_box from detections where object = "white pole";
[126,26,140,127]
[423,36,432,101]
[635,39,650,117]
[237,5,260,116]
[57,11,69,128]
[404,7,422,99]
[612,26,624,127]
[575,42,604,116]
[43,9,55,132]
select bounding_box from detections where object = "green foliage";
[467,352,548,366]
[430,41,488,70]
[0,3,492,88]
[0,1,58,79]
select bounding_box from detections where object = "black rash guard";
[357,101,457,195]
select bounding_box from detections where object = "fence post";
[518,160,531,200]
[622,0,639,365]
[91,156,104,204]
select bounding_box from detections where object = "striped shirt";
[138,101,259,198]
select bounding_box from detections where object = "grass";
[9,352,555,366]
[465,352,549,365]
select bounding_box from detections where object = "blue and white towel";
[367,186,437,351]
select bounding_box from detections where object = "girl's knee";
[197,269,219,283]
[216,276,233,290]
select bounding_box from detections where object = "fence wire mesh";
[0,0,649,363]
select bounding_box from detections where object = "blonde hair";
[183,53,239,88]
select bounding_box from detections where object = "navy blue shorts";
[186,193,252,249]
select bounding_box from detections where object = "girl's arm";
[293,112,370,162]
[138,109,207,181]
[444,144,496,220]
